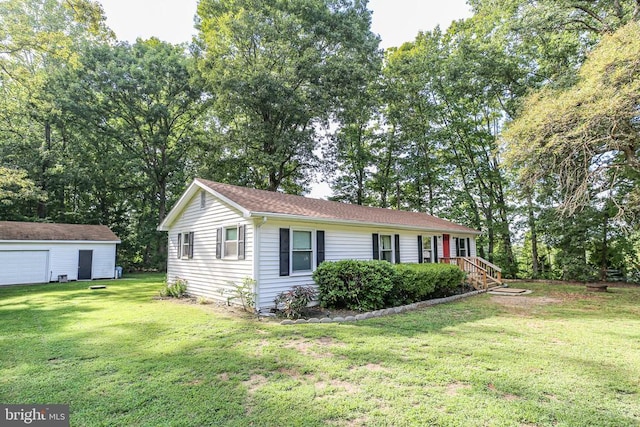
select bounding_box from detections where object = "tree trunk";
[599,208,609,281]
[38,121,52,218]
[527,192,539,278]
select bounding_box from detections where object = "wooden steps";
[441,256,502,290]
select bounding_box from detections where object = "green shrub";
[160,277,188,298]
[313,260,397,311]
[432,264,466,296]
[392,263,466,304]
[274,285,317,319]
[392,264,465,304]
[391,264,437,304]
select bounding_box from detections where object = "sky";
[98,0,473,197]
[99,0,473,49]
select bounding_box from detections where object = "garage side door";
[0,251,49,286]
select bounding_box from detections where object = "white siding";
[166,190,254,303]
[255,220,478,309]
[164,188,479,310]
[0,242,117,285]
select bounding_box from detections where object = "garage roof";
[0,221,120,242]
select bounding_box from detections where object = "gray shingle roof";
[0,221,120,242]
[196,179,479,234]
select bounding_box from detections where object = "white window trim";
[458,237,467,257]
[181,232,191,259]
[290,228,316,276]
[422,235,433,263]
[379,234,394,263]
[223,225,239,259]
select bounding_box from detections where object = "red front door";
[443,234,450,258]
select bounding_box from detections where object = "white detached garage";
[0,221,120,286]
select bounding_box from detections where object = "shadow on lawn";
[2,279,638,426]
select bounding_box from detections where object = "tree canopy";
[1,0,639,280]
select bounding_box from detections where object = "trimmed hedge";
[313,260,466,310]
[312,260,396,311]
[392,263,465,305]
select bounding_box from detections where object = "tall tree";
[504,22,640,224]
[57,39,209,268]
[195,0,380,192]
[0,0,111,218]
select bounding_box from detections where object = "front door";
[78,250,93,280]
[443,234,450,258]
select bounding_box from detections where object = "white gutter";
[247,211,482,235]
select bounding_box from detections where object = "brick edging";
[279,289,487,325]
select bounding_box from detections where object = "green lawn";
[0,274,638,426]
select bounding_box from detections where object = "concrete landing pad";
[488,287,532,295]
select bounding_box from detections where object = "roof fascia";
[158,180,251,231]
[248,211,481,235]
[0,240,121,244]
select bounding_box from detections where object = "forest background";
[1,0,639,281]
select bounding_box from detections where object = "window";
[178,232,194,259]
[200,191,206,209]
[279,228,324,276]
[224,226,238,257]
[458,238,467,257]
[422,235,432,263]
[216,225,245,260]
[292,230,312,272]
[380,235,392,263]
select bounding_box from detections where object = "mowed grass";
[0,275,639,426]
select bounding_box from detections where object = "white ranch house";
[0,221,120,286]
[159,179,501,311]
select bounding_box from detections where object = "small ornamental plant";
[160,277,188,298]
[226,277,256,312]
[274,285,317,319]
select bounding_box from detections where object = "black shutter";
[316,230,325,267]
[279,228,290,276]
[417,236,423,263]
[433,236,438,263]
[188,232,195,259]
[394,234,401,264]
[215,227,222,259]
[177,233,182,259]
[467,238,471,257]
[238,225,246,260]
[455,237,460,257]
[372,234,379,260]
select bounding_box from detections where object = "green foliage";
[392,263,466,304]
[53,39,208,270]
[273,285,317,319]
[160,277,188,298]
[2,274,640,426]
[0,167,46,220]
[196,0,380,191]
[313,260,396,311]
[226,277,256,312]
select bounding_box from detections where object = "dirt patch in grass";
[283,338,337,358]
[243,374,268,394]
[490,295,561,311]
[445,382,471,396]
[491,295,562,305]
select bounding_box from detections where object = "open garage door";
[0,251,49,286]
